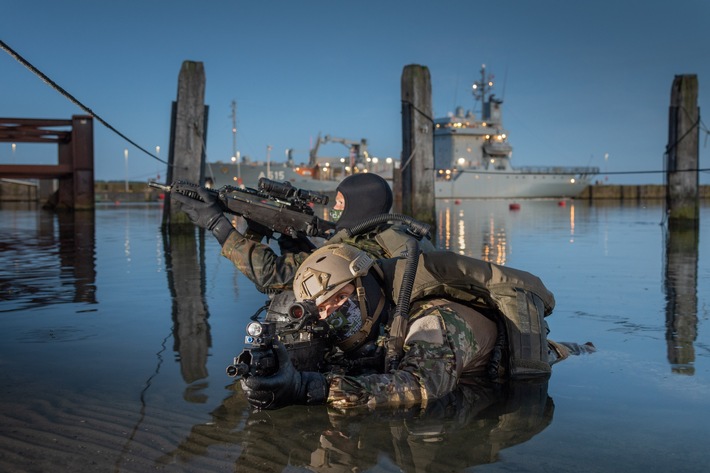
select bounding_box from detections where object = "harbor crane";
[308,133,369,168]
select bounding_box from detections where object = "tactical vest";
[329,223,436,259]
[380,251,555,379]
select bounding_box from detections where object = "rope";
[428,167,710,175]
[401,99,435,124]
[400,146,416,172]
[399,99,433,172]
[665,109,701,158]
[1,39,168,166]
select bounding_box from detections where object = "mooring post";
[666,74,699,227]
[664,74,700,373]
[400,64,435,228]
[163,61,208,227]
[159,62,211,369]
[55,115,95,210]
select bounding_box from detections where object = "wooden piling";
[57,116,95,210]
[666,75,699,226]
[400,64,435,227]
[163,61,208,227]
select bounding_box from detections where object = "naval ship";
[434,65,599,199]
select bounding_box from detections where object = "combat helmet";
[294,243,386,352]
[294,243,374,306]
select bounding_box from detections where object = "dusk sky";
[2,0,709,184]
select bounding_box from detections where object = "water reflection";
[0,207,96,311]
[481,213,508,265]
[163,228,212,391]
[2,201,709,472]
[436,200,509,264]
[159,378,553,471]
[58,210,97,304]
[663,220,699,374]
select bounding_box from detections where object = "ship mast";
[471,64,495,121]
[231,100,241,182]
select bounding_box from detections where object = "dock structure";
[0,115,95,210]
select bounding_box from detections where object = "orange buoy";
[558,200,566,207]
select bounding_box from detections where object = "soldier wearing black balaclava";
[330,172,393,229]
[172,173,434,295]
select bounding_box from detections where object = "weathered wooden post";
[399,64,436,228]
[163,61,208,227]
[666,74,699,227]
[664,74,700,374]
[160,61,211,383]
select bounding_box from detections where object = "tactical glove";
[240,340,328,410]
[277,233,316,255]
[171,184,234,245]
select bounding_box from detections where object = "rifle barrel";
[148,181,171,192]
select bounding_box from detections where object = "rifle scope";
[288,300,319,320]
[259,178,329,206]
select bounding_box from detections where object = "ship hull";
[435,171,593,199]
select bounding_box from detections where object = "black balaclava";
[335,173,393,230]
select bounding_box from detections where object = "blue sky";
[2,0,709,184]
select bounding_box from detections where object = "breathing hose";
[384,237,420,372]
[344,213,431,240]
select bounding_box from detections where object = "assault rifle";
[226,293,334,378]
[149,178,337,238]
[226,291,390,380]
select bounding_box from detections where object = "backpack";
[381,251,555,378]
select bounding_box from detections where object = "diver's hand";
[171,184,223,230]
[171,184,234,244]
[277,233,316,254]
[240,340,328,410]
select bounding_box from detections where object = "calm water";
[1,199,708,472]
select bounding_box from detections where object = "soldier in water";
[240,243,596,410]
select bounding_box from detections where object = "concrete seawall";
[0,180,163,203]
[578,184,710,200]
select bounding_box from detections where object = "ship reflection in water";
[437,201,510,265]
[437,198,579,266]
[0,200,709,472]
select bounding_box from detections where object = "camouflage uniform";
[238,240,596,411]
[323,297,594,410]
[221,223,435,294]
[326,298,498,409]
